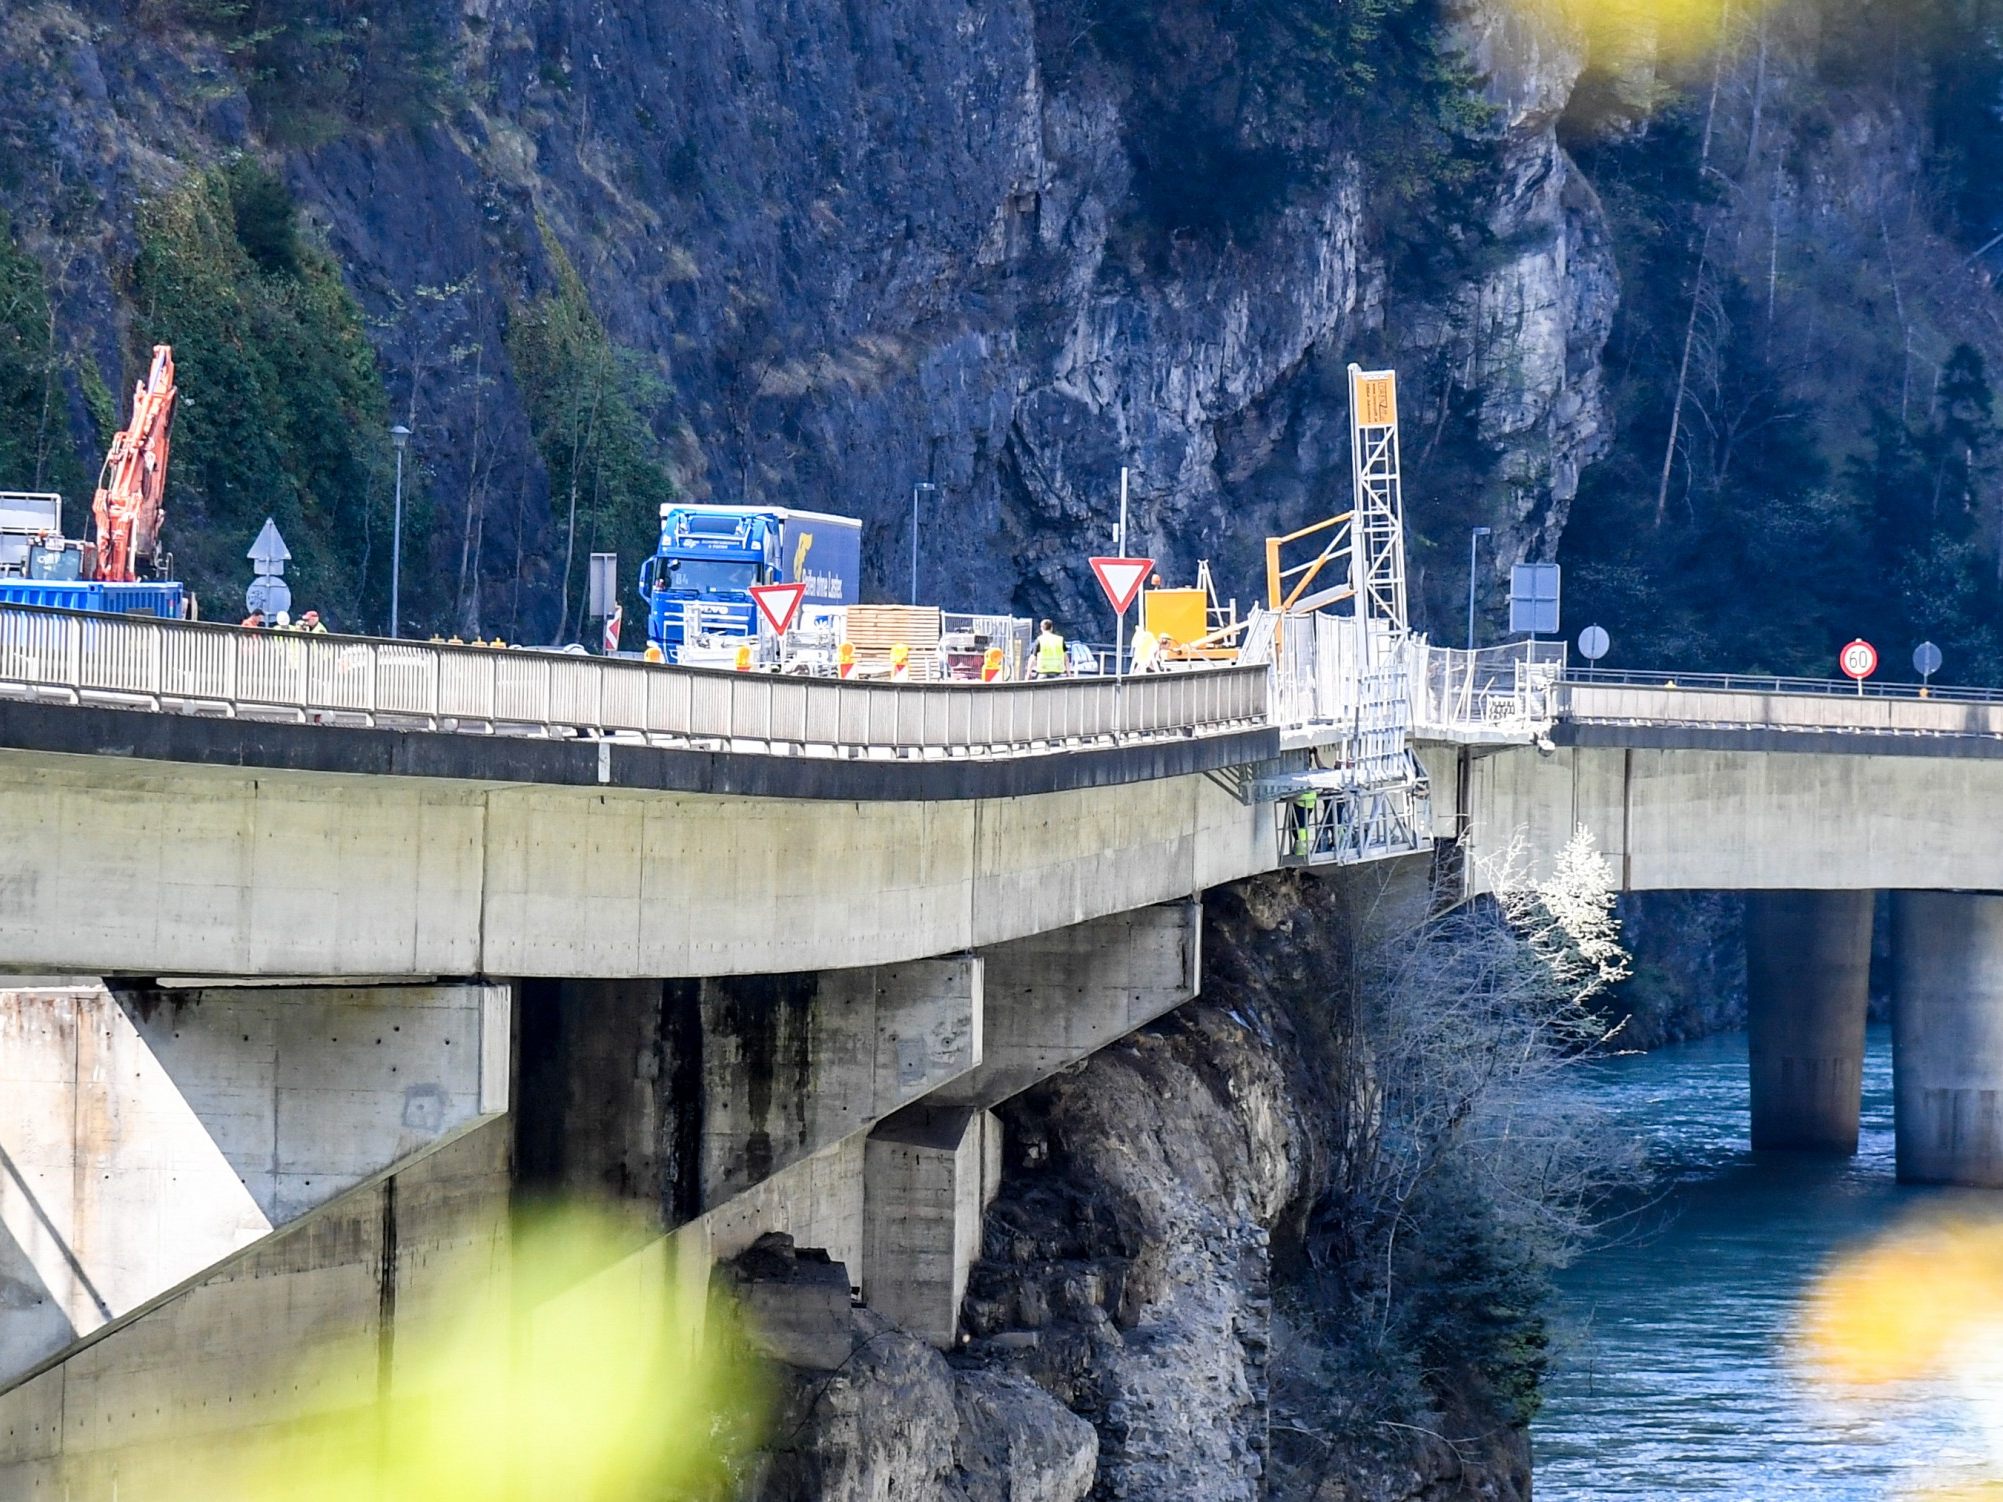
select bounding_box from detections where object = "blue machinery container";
[0,580,187,618]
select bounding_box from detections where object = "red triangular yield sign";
[1089,556,1153,615]
[750,581,808,635]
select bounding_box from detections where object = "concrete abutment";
[0,979,509,1388]
[1745,891,1873,1153]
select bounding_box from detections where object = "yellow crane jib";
[1265,510,1359,616]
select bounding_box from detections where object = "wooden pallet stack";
[843,604,944,680]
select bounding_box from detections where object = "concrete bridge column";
[1746,891,1872,1152]
[1892,891,2003,1186]
[861,1108,1002,1349]
[856,899,1200,1347]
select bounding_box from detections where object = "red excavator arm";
[90,344,177,583]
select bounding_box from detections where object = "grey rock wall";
[1,0,1612,639]
[752,1308,1099,1502]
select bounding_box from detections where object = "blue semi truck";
[641,504,862,661]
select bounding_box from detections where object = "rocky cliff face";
[751,871,1534,1502]
[0,0,1610,638]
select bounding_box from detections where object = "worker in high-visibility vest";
[1131,626,1159,675]
[1035,619,1066,678]
[1292,790,1318,859]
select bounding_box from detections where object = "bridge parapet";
[1559,677,2003,740]
[0,605,1266,761]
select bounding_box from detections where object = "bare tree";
[1307,834,1637,1307]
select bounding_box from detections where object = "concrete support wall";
[0,1116,512,1499]
[0,982,508,1386]
[684,1136,868,1283]
[861,1109,1002,1348]
[1745,892,1873,1152]
[516,960,981,1227]
[701,959,981,1201]
[922,901,1200,1116]
[1892,891,2003,1186]
[0,753,1267,979]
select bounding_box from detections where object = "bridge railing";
[1558,675,2003,739]
[0,604,1268,759]
[1562,665,2003,703]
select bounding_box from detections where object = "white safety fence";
[0,606,1269,760]
[1411,640,1567,740]
[1256,608,1559,748]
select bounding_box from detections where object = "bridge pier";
[1891,891,2003,1186]
[862,1107,1003,1348]
[513,958,982,1236]
[856,901,1199,1346]
[1745,891,1872,1152]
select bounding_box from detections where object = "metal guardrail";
[0,605,1268,760]
[1557,676,2003,740]
[1563,665,2003,705]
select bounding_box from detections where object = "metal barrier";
[0,606,1268,760]
[1563,665,2003,704]
[1412,641,1567,738]
[1558,678,2003,740]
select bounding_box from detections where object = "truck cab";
[641,504,862,662]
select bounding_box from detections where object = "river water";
[1534,1026,2003,1499]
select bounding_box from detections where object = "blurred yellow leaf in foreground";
[1802,1215,2003,1387]
[163,1203,765,1502]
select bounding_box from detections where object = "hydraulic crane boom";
[90,344,176,583]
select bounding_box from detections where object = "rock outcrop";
[0,0,1611,637]
[752,1308,1099,1502]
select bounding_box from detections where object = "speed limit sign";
[1840,639,1878,682]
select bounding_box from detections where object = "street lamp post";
[390,424,410,639]
[910,482,936,605]
[1466,526,1491,651]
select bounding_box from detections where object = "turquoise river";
[1535,1026,2003,1499]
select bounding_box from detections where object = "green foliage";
[0,213,89,500]
[1399,1171,1552,1427]
[1287,0,1505,286]
[1920,0,2003,255]
[506,230,676,647]
[1559,45,2003,684]
[132,162,397,627]
[142,0,456,145]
